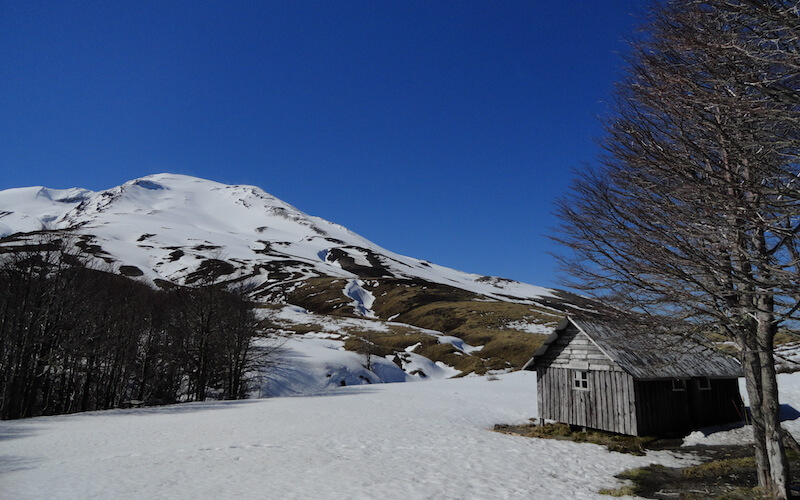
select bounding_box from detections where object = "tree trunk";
[758,312,789,500]
[741,328,790,499]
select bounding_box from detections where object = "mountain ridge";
[0,173,562,306]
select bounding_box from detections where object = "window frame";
[698,377,712,391]
[574,370,590,390]
[672,379,687,391]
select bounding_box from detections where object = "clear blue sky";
[0,1,644,289]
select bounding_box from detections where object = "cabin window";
[672,379,687,391]
[698,377,711,391]
[574,371,589,390]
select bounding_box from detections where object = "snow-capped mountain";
[1,173,603,383]
[0,173,557,304]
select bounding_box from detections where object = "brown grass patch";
[272,278,562,375]
[493,422,657,455]
[388,299,557,371]
[285,277,355,315]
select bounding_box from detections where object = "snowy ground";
[1,372,699,500]
[683,374,800,447]
[7,346,800,500]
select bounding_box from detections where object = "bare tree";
[0,236,268,418]
[0,236,97,418]
[553,1,799,497]
[218,283,261,399]
[168,276,262,401]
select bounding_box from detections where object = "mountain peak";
[0,173,558,304]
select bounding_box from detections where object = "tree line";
[0,237,267,420]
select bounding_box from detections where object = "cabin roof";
[525,317,742,380]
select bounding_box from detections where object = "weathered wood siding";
[635,378,743,435]
[538,324,620,372]
[536,323,638,435]
[537,367,638,435]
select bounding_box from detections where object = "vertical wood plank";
[594,372,601,430]
[537,369,543,421]
[631,378,637,435]
[607,372,614,432]
[623,375,631,435]
[617,372,625,434]
[606,372,612,431]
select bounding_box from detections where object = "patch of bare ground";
[601,446,800,499]
[493,421,674,455]
[493,422,800,499]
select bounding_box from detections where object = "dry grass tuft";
[597,485,638,496]
[493,422,656,455]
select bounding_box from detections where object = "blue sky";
[0,1,643,288]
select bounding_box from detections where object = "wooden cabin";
[523,317,743,436]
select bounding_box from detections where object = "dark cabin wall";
[633,380,690,435]
[634,378,743,435]
[690,378,744,427]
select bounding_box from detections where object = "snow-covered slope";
[0,186,92,236]
[0,173,555,303]
[258,305,465,396]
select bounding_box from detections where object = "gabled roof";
[525,317,742,380]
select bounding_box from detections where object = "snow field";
[1,372,696,500]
